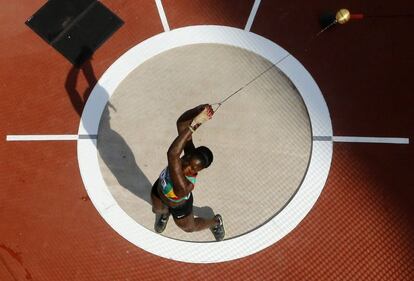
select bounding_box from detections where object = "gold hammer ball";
[336,9,351,24]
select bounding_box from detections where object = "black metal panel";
[26,0,124,66]
[26,0,97,43]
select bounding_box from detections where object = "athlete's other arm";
[167,128,195,197]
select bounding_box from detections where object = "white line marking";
[6,135,97,141]
[245,0,262,31]
[155,0,170,32]
[313,136,332,141]
[333,136,409,144]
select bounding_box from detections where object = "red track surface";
[1,0,413,280]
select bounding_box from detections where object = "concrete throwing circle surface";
[77,26,333,263]
[98,43,311,241]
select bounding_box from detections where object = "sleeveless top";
[158,167,196,203]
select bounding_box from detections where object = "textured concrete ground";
[97,43,311,241]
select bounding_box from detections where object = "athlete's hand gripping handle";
[190,104,214,131]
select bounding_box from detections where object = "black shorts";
[151,179,193,219]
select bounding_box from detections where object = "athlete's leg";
[151,192,169,214]
[151,179,170,233]
[171,195,224,239]
[171,194,218,232]
[151,179,169,215]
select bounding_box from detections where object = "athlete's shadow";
[97,104,215,219]
[65,55,214,220]
[65,53,96,116]
[97,105,152,203]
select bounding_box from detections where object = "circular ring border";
[77,25,333,263]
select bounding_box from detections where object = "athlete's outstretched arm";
[176,104,213,154]
[176,104,207,132]
[168,105,214,196]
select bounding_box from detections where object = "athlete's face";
[183,158,204,176]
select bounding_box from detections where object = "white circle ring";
[77,25,333,263]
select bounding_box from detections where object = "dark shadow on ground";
[65,54,97,116]
[66,54,214,231]
[97,104,215,219]
[97,104,152,204]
